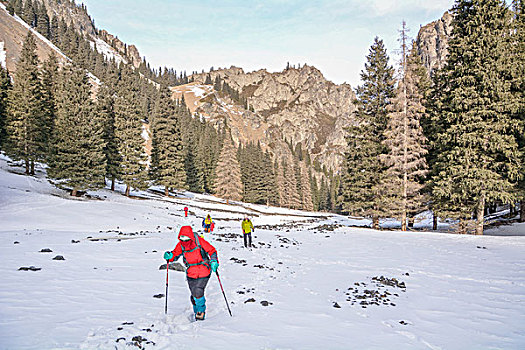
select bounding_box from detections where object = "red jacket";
[168,226,218,279]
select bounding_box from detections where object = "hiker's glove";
[210,260,219,272]
[164,251,173,260]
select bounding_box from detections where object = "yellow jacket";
[242,219,254,233]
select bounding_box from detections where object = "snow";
[1,153,525,349]
[188,85,207,98]
[0,41,6,69]
[90,38,127,65]
[0,3,70,62]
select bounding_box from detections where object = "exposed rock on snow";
[18,266,41,271]
[158,262,185,272]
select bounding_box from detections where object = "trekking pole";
[165,260,169,314]
[215,271,232,317]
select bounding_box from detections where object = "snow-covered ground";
[1,154,524,349]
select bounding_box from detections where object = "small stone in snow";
[19,266,41,271]
[260,300,272,306]
[153,294,164,298]
[14,241,20,244]
[333,302,341,308]
[244,298,256,303]
[71,240,80,243]
[53,255,65,260]
[116,337,125,342]
[40,248,52,253]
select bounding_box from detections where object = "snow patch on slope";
[90,37,127,65]
[0,41,6,69]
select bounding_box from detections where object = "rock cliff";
[176,65,357,172]
[416,11,453,76]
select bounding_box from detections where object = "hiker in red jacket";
[164,226,218,321]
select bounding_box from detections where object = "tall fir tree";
[429,0,521,234]
[150,86,187,195]
[113,65,149,196]
[5,32,47,175]
[96,84,120,191]
[36,3,50,39]
[48,65,106,196]
[214,134,243,203]
[381,25,430,230]
[340,37,395,228]
[300,161,314,211]
[0,66,11,151]
[40,54,58,159]
[509,0,525,221]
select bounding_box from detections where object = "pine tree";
[429,0,521,234]
[274,160,286,207]
[22,0,36,27]
[509,0,525,222]
[300,161,314,211]
[41,54,58,159]
[113,66,149,196]
[36,3,50,39]
[150,86,187,195]
[13,0,23,17]
[214,134,243,203]
[6,0,15,15]
[340,37,395,228]
[381,24,429,230]
[181,108,204,193]
[48,65,106,196]
[50,16,59,44]
[0,66,11,151]
[5,32,47,175]
[96,84,120,190]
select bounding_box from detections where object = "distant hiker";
[241,217,254,248]
[164,226,219,321]
[202,214,213,233]
[184,207,189,217]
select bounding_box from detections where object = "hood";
[178,225,197,249]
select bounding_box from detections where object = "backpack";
[180,232,210,269]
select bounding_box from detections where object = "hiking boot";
[195,312,205,321]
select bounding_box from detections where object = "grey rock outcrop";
[416,11,453,76]
[187,65,357,172]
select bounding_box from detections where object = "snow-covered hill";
[0,154,524,349]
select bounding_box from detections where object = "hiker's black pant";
[243,232,252,247]
[187,275,210,300]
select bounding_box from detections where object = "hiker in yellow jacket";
[241,217,254,248]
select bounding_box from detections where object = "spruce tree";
[381,24,429,230]
[113,66,149,196]
[274,160,286,207]
[0,66,11,151]
[509,0,525,221]
[13,0,23,17]
[7,0,15,15]
[41,54,58,159]
[214,134,243,203]
[5,32,46,175]
[96,84,120,190]
[150,86,187,195]
[341,37,395,228]
[300,161,314,211]
[48,65,106,196]
[430,0,521,234]
[36,3,50,39]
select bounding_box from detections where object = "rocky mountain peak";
[416,11,453,76]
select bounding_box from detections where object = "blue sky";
[78,0,455,87]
